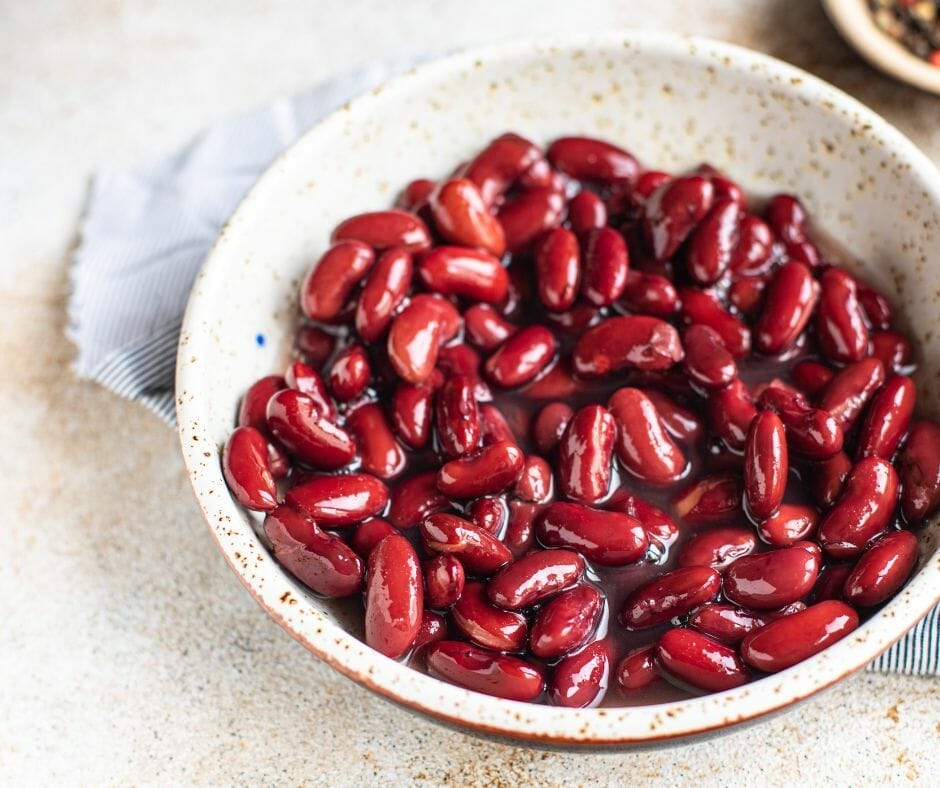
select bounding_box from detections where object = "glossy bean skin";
[643,390,704,445]
[391,376,439,450]
[426,641,545,701]
[550,640,611,708]
[619,270,679,317]
[331,209,431,252]
[285,362,337,421]
[295,326,336,367]
[349,518,397,559]
[452,582,528,652]
[619,566,721,629]
[464,133,543,206]
[266,389,356,469]
[568,189,608,234]
[514,455,555,503]
[686,198,741,285]
[608,388,687,485]
[809,451,853,509]
[464,304,518,350]
[437,440,525,499]
[581,227,629,306]
[616,646,661,691]
[682,325,737,390]
[871,330,914,375]
[673,473,743,525]
[679,288,751,358]
[538,502,649,566]
[418,246,509,304]
[740,600,859,673]
[728,214,775,276]
[532,402,574,455]
[855,375,916,460]
[534,228,581,312]
[345,403,407,479]
[286,473,389,527]
[758,384,843,460]
[364,534,423,659]
[677,527,757,571]
[643,176,714,261]
[656,628,748,692]
[856,279,894,329]
[222,426,279,511]
[547,136,639,184]
[842,530,919,607]
[707,379,758,451]
[429,178,506,257]
[743,411,788,520]
[355,248,413,342]
[754,261,819,354]
[557,405,616,503]
[412,611,448,651]
[387,471,450,529]
[530,585,603,659]
[487,549,585,610]
[817,358,885,431]
[688,604,767,644]
[723,544,821,609]
[435,374,481,459]
[420,513,513,575]
[497,186,566,253]
[301,241,375,321]
[423,554,466,610]
[328,343,371,401]
[572,316,683,377]
[484,326,557,388]
[606,492,679,551]
[468,496,509,536]
[815,267,870,364]
[757,504,819,547]
[387,295,461,384]
[238,375,286,434]
[791,361,834,398]
[898,420,940,522]
[810,563,853,603]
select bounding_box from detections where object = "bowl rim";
[176,31,940,746]
[821,0,940,95]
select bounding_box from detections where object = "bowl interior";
[178,33,940,746]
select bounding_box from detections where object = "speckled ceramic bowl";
[177,32,940,747]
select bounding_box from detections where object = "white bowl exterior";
[178,33,940,745]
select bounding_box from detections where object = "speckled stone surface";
[2,1,939,784]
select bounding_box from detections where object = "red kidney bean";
[464,304,517,350]
[899,420,940,522]
[619,270,679,317]
[345,403,406,479]
[568,189,608,234]
[328,343,371,401]
[765,600,809,620]
[426,641,545,701]
[437,343,492,402]
[707,378,758,451]
[791,360,834,398]
[530,585,603,659]
[843,529,918,607]
[744,411,788,520]
[519,360,580,402]
[419,246,509,304]
[811,563,853,602]
[464,133,543,206]
[643,390,704,445]
[656,628,748,692]
[532,402,574,455]
[349,517,397,559]
[513,455,554,503]
[758,384,843,459]
[285,362,337,421]
[728,214,775,276]
[396,178,436,212]
[387,294,461,384]
[420,513,512,575]
[222,426,279,511]
[855,375,916,460]
[429,178,506,257]
[757,503,818,547]
[643,176,714,261]
[580,227,629,306]
[677,527,757,570]
[557,405,616,504]
[391,375,438,450]
[572,316,683,377]
[387,471,450,529]
[817,357,886,431]
[679,288,751,358]
[673,473,743,525]
[544,302,603,335]
[497,186,566,253]
[620,566,721,629]
[818,456,899,558]
[607,492,679,550]
[534,227,580,312]
[355,249,413,343]
[479,403,519,447]
[538,502,649,565]
[618,646,662,693]
[286,473,388,527]
[239,375,286,435]
[547,136,639,184]
[301,241,376,322]
[437,440,524,499]
[518,157,568,193]
[364,533,423,658]
[608,388,687,485]
[815,267,870,364]
[810,451,853,509]
[331,209,431,252]
[856,279,894,329]
[689,604,767,644]
[434,374,481,459]
[263,505,364,596]
[266,389,356,469]
[295,325,336,367]
[682,325,737,390]
[728,275,767,317]
[740,600,859,672]
[870,330,914,374]
[550,640,611,708]
[487,549,584,610]
[765,194,809,244]
[686,198,742,285]
[468,496,509,536]
[452,582,527,652]
[504,500,539,557]
[755,261,819,354]
[696,163,745,207]
[412,610,447,651]
[724,544,820,609]
[484,325,556,388]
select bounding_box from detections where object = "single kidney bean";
[643,176,714,261]
[538,502,649,566]
[754,261,819,354]
[239,375,286,435]
[843,529,919,607]
[519,360,579,401]
[686,198,742,285]
[429,178,506,257]
[266,389,356,469]
[758,384,843,459]
[468,495,509,536]
[550,640,611,708]
[518,157,568,193]
[426,641,545,701]
[387,294,461,384]
[484,325,557,389]
[580,227,629,306]
[809,451,853,509]
[620,566,721,629]
[870,330,914,375]
[391,375,439,450]
[673,473,743,525]
[856,279,894,329]
[688,604,767,644]
[437,343,492,403]
[619,270,679,317]
[765,193,809,245]
[899,420,940,522]
[295,325,336,368]
[744,411,788,520]
[740,600,859,673]
[530,585,603,659]
[420,513,512,575]
[263,505,364,597]
[349,517,397,559]
[504,500,539,557]
[534,227,581,312]
[387,471,450,529]
[656,628,748,692]
[364,534,423,659]
[544,302,603,335]
[437,440,525,499]
[435,374,481,459]
[345,403,406,479]
[355,248,413,342]
[728,214,775,276]
[412,611,447,651]
[464,304,517,350]
[817,357,886,431]
[608,388,687,485]
[418,246,509,304]
[328,343,371,401]
[815,267,870,364]
[572,316,683,377]
[682,324,737,390]
[728,275,767,317]
[643,389,704,445]
[452,581,527,652]
[286,473,388,527]
[487,549,585,610]
[818,456,899,558]
[301,241,376,322]
[331,209,431,252]
[696,163,746,206]
[855,375,916,460]
[677,527,757,571]
[707,378,758,451]
[479,403,519,447]
[723,545,820,609]
[557,405,616,504]
[791,360,834,398]
[463,133,542,205]
[547,136,639,184]
[679,288,751,358]
[396,178,436,212]
[497,186,566,253]
[285,362,337,421]
[532,401,574,455]
[811,563,853,603]
[757,503,819,547]
[616,646,662,695]
[514,455,554,503]
[568,189,608,234]
[223,427,279,511]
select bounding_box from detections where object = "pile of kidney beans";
[222,132,940,707]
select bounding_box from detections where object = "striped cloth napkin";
[66,60,938,677]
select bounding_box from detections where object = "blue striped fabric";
[66,61,938,678]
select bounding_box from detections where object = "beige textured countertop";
[2,1,938,784]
